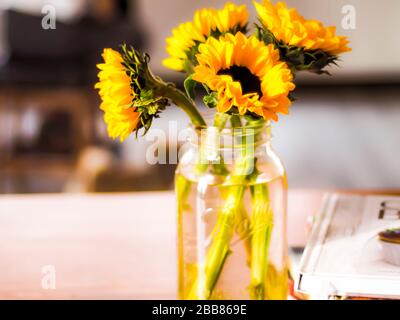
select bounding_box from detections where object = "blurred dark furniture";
[0,4,145,193]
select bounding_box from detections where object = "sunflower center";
[217,66,262,97]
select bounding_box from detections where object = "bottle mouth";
[190,113,270,132]
[187,117,271,150]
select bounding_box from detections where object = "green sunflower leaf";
[140,88,154,101]
[184,74,197,101]
[203,92,218,109]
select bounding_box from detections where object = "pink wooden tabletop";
[0,190,324,300]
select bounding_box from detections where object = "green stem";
[188,185,245,300]
[205,186,244,288]
[230,114,242,128]
[157,83,206,127]
[177,113,230,300]
[177,113,229,220]
[213,112,230,129]
[200,113,230,176]
[188,148,254,299]
[236,198,253,268]
[249,183,273,300]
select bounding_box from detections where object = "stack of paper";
[296,193,400,299]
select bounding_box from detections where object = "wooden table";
[0,190,332,299]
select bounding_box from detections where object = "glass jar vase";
[175,120,288,300]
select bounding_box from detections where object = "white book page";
[298,194,400,298]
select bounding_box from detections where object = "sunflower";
[193,32,295,121]
[163,2,249,73]
[96,47,171,141]
[95,48,139,141]
[254,0,351,55]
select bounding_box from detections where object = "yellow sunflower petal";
[254,0,351,55]
[95,48,139,141]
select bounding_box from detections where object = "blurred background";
[0,0,398,194]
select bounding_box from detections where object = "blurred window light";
[19,107,41,142]
[0,0,88,22]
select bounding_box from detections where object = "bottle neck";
[189,122,271,161]
[190,121,271,151]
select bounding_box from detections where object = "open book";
[296,193,400,299]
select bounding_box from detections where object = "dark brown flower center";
[217,66,262,97]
